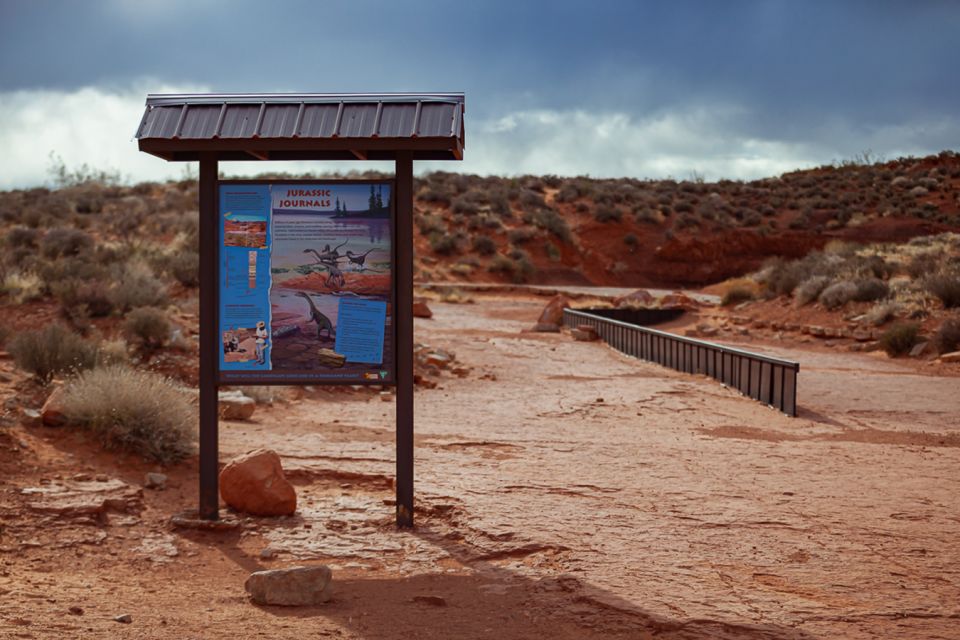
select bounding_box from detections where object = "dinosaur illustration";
[295,292,335,339]
[302,247,346,288]
[324,263,346,289]
[304,240,348,265]
[345,248,376,271]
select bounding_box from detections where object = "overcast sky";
[1,0,958,188]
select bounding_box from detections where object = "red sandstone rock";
[533,294,570,331]
[219,449,297,517]
[659,292,697,310]
[413,298,434,319]
[614,289,655,308]
[41,384,68,427]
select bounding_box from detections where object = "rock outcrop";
[532,294,571,332]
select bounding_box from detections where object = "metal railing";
[563,308,799,416]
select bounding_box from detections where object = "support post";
[395,151,415,528]
[198,154,220,520]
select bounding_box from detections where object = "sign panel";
[218,181,394,384]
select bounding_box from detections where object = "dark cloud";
[0,0,956,186]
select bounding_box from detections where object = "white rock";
[244,566,333,606]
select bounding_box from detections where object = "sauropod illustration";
[295,292,335,339]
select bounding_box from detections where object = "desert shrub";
[40,228,94,259]
[51,279,114,317]
[6,226,39,248]
[487,253,534,284]
[522,209,571,242]
[416,213,446,235]
[419,188,451,205]
[907,252,940,279]
[878,322,921,357]
[545,241,561,261]
[594,205,622,223]
[819,280,858,310]
[489,194,512,218]
[451,193,482,215]
[168,251,200,287]
[794,276,831,306]
[471,235,497,256]
[863,301,898,326]
[507,228,536,245]
[624,233,639,250]
[554,183,581,203]
[634,208,663,225]
[8,324,98,382]
[60,365,194,464]
[1,271,45,303]
[429,232,461,256]
[924,272,960,308]
[674,213,699,229]
[123,307,171,349]
[722,285,755,307]
[853,254,894,279]
[853,278,889,302]
[933,318,960,354]
[97,338,129,365]
[108,264,168,312]
[518,189,546,211]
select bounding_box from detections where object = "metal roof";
[136,93,465,162]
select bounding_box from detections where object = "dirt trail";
[2,296,959,639]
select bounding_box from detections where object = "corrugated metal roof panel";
[220,104,262,138]
[298,104,340,137]
[378,102,418,137]
[338,103,379,137]
[417,102,456,137]
[258,104,300,137]
[139,105,183,138]
[179,105,222,139]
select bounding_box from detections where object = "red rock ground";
[1,295,959,639]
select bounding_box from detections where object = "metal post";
[198,154,219,520]
[395,151,415,528]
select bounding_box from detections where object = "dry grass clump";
[721,281,756,306]
[878,322,922,357]
[8,324,98,382]
[1,271,44,304]
[862,301,899,326]
[933,317,960,354]
[61,365,194,464]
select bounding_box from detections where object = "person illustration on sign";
[255,321,269,365]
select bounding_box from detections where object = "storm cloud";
[0,0,957,187]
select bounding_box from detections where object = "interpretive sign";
[218,180,394,384]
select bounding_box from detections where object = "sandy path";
[215,297,960,639]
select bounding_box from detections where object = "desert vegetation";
[2,152,960,459]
